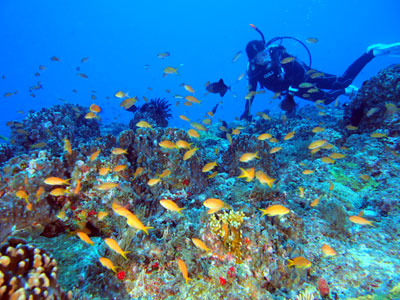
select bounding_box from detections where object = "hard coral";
[209,210,245,263]
[343,64,400,132]
[0,237,72,299]
[129,98,172,128]
[7,103,100,155]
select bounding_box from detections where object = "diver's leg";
[308,51,374,90]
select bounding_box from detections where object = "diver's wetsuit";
[243,45,375,118]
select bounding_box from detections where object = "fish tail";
[143,226,154,235]
[287,259,294,267]
[177,208,186,215]
[122,251,131,259]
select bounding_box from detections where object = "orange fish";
[238,167,255,182]
[160,199,185,215]
[77,231,94,245]
[126,214,153,235]
[259,204,289,217]
[111,148,127,155]
[349,215,374,226]
[255,171,275,188]
[192,238,210,253]
[321,244,337,256]
[203,198,230,214]
[177,258,191,285]
[104,238,130,259]
[99,257,117,272]
[287,256,311,269]
[44,177,70,185]
[63,138,72,155]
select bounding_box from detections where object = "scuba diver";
[241,24,400,120]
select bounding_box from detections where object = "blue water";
[1,0,399,137]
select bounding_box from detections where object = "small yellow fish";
[177,258,191,285]
[187,129,200,138]
[312,126,325,133]
[183,146,199,160]
[257,133,272,140]
[259,204,289,217]
[179,115,190,122]
[176,140,192,149]
[255,171,276,188]
[126,214,153,235]
[77,231,94,246]
[284,131,295,140]
[306,37,318,44]
[190,122,207,132]
[158,169,171,178]
[346,125,358,130]
[321,157,335,164]
[202,161,217,172]
[136,120,152,128]
[321,244,337,256]
[240,152,260,162]
[163,66,178,74]
[84,112,99,119]
[120,97,137,109]
[160,199,185,215]
[208,171,218,179]
[90,149,101,161]
[159,140,178,149]
[133,167,144,179]
[63,138,72,155]
[44,177,70,185]
[192,238,210,253]
[111,148,126,155]
[370,132,386,138]
[232,50,242,62]
[281,56,296,64]
[157,52,170,59]
[238,167,255,182]
[104,238,130,259]
[299,82,314,88]
[148,178,161,186]
[99,257,117,272]
[203,198,229,214]
[96,182,119,191]
[89,103,101,113]
[112,202,135,219]
[269,147,282,154]
[269,137,279,143]
[349,215,374,226]
[302,169,314,175]
[99,167,110,176]
[98,211,108,221]
[16,190,29,202]
[50,188,67,196]
[184,84,195,93]
[113,165,127,172]
[308,139,327,150]
[36,187,45,202]
[330,153,346,159]
[287,256,311,269]
[298,186,305,198]
[310,195,321,207]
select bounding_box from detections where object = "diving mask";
[254,49,271,65]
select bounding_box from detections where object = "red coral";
[318,278,330,299]
[117,271,126,280]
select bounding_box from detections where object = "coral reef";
[6,103,100,157]
[129,98,172,128]
[343,64,400,133]
[0,237,72,299]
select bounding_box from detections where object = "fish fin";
[177,208,186,215]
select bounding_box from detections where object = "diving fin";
[367,42,400,57]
